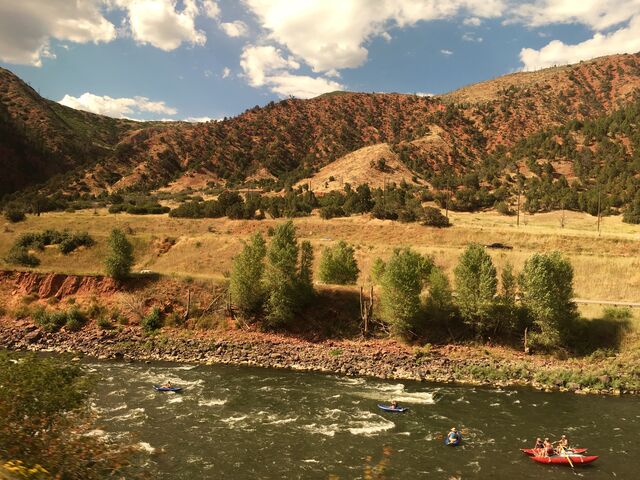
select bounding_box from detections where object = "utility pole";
[516,185,521,227]
[445,178,450,219]
[597,189,602,236]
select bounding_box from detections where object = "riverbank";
[0,316,637,396]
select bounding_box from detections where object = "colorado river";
[87,360,638,479]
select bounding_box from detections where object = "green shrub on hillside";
[318,241,359,285]
[105,229,134,281]
[141,307,163,333]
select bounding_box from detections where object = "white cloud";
[512,0,640,31]
[204,69,213,78]
[202,0,220,19]
[220,20,249,37]
[243,0,505,73]
[116,0,206,51]
[520,14,640,70]
[59,92,177,118]
[462,32,483,42]
[222,66,231,78]
[240,44,342,98]
[381,31,392,42]
[463,16,482,26]
[183,116,215,122]
[0,0,116,66]
[440,49,453,55]
[240,45,300,86]
[415,92,434,96]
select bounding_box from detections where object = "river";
[87,359,638,479]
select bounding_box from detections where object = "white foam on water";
[356,382,435,404]
[489,402,501,407]
[167,396,183,404]
[109,407,146,422]
[198,398,227,407]
[85,429,107,438]
[467,461,481,473]
[347,410,395,436]
[302,423,339,437]
[302,459,319,463]
[265,416,298,425]
[174,365,197,370]
[221,415,248,425]
[136,442,156,454]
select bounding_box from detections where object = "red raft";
[520,448,587,456]
[530,454,598,466]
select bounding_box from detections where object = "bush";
[495,201,514,216]
[4,209,26,223]
[318,241,359,285]
[65,307,87,332]
[96,316,114,330]
[4,246,40,267]
[105,229,134,281]
[421,207,450,227]
[33,308,67,333]
[141,307,163,333]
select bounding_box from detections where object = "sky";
[1,0,640,122]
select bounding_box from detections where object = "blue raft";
[153,385,183,392]
[378,404,409,413]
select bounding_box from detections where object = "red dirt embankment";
[0,270,119,299]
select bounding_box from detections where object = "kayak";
[521,448,587,456]
[530,455,598,465]
[377,404,408,413]
[153,385,183,392]
[444,435,462,446]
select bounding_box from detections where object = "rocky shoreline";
[0,316,636,396]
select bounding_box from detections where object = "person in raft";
[161,381,172,388]
[390,400,399,409]
[543,438,555,457]
[533,437,544,453]
[555,434,570,452]
[447,428,461,444]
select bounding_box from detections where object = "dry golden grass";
[2,208,639,302]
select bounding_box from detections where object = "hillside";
[3,52,640,210]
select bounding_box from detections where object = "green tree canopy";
[104,229,134,281]
[230,232,267,318]
[318,241,360,285]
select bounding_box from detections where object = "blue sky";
[1,1,639,121]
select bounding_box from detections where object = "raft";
[521,448,587,456]
[530,454,598,465]
[153,385,183,392]
[377,404,408,413]
[444,435,462,446]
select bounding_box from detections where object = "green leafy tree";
[230,233,267,317]
[454,244,498,336]
[0,352,139,479]
[370,257,386,283]
[104,229,134,281]
[519,252,577,348]
[263,221,301,327]
[318,241,359,285]
[425,266,455,324]
[379,248,433,338]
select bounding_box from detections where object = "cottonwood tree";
[379,248,433,338]
[425,266,455,325]
[519,251,577,348]
[318,241,359,285]
[263,221,314,327]
[454,243,497,337]
[105,229,134,281]
[230,232,267,318]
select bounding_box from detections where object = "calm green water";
[88,360,638,479]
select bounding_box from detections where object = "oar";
[559,445,574,468]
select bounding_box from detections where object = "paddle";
[559,445,574,468]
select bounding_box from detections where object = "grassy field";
[2,208,640,303]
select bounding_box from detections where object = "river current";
[87,360,638,479]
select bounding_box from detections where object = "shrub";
[4,246,40,267]
[370,257,386,283]
[421,206,450,227]
[141,307,163,333]
[33,308,67,333]
[65,307,87,332]
[96,316,114,330]
[495,201,514,216]
[105,229,134,281]
[4,209,26,223]
[318,241,359,285]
